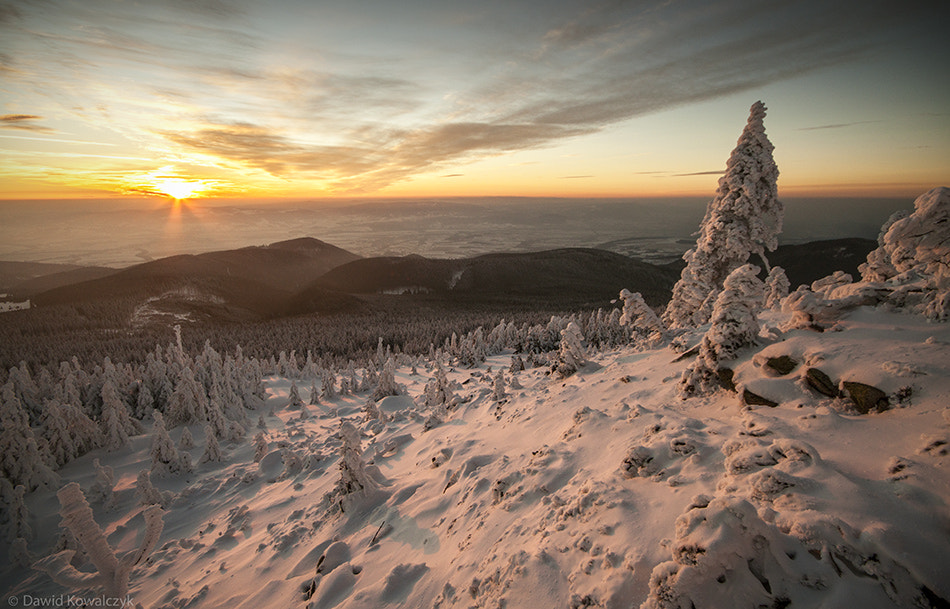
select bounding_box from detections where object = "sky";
[0,0,948,202]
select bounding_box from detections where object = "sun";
[125,166,216,200]
[153,177,208,200]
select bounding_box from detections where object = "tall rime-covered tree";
[664,101,781,329]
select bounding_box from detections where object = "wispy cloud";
[797,120,883,131]
[0,114,54,133]
[673,170,725,177]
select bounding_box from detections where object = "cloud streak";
[797,120,883,131]
[0,114,54,133]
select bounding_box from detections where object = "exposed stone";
[717,368,736,392]
[742,389,778,408]
[765,355,798,376]
[841,381,890,414]
[803,368,839,398]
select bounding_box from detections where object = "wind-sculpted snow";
[2,304,948,608]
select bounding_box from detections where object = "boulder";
[742,389,778,408]
[765,355,798,376]
[717,368,736,392]
[803,368,838,398]
[841,381,890,414]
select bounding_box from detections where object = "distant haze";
[0,196,911,268]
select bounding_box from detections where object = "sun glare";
[128,166,215,200]
[154,177,208,200]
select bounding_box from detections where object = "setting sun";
[153,177,208,200]
[127,166,215,200]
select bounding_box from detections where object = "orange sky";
[1,1,947,202]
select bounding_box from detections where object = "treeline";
[0,302,637,491]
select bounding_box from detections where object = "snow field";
[4,306,948,608]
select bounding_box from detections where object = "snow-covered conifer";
[861,187,949,283]
[665,101,781,329]
[372,357,401,402]
[322,370,338,400]
[253,432,268,463]
[764,266,790,308]
[680,264,764,397]
[133,381,154,420]
[0,384,58,490]
[287,381,304,410]
[33,482,164,598]
[88,459,116,510]
[10,536,32,568]
[135,470,165,507]
[619,289,666,347]
[200,425,224,464]
[60,402,102,456]
[309,380,320,405]
[166,367,208,427]
[99,382,134,451]
[41,401,77,468]
[552,321,587,378]
[492,369,506,402]
[178,426,195,450]
[8,484,31,542]
[149,411,187,477]
[336,421,372,497]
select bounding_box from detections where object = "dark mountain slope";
[30,237,362,321]
[768,238,877,288]
[660,238,877,289]
[312,248,677,308]
[4,265,118,298]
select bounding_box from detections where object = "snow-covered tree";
[199,425,224,464]
[861,187,949,283]
[133,381,154,420]
[860,187,950,320]
[7,483,31,542]
[149,411,189,477]
[253,432,268,463]
[41,401,77,468]
[0,384,58,490]
[33,482,164,599]
[336,420,372,497]
[552,321,587,378]
[100,381,137,451]
[492,369,506,402]
[134,470,166,507]
[423,362,456,410]
[321,370,338,400]
[664,101,781,329]
[60,402,102,457]
[680,264,765,397]
[764,266,790,309]
[165,367,208,428]
[178,426,195,450]
[619,289,667,347]
[372,357,401,402]
[88,459,116,510]
[287,381,304,410]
